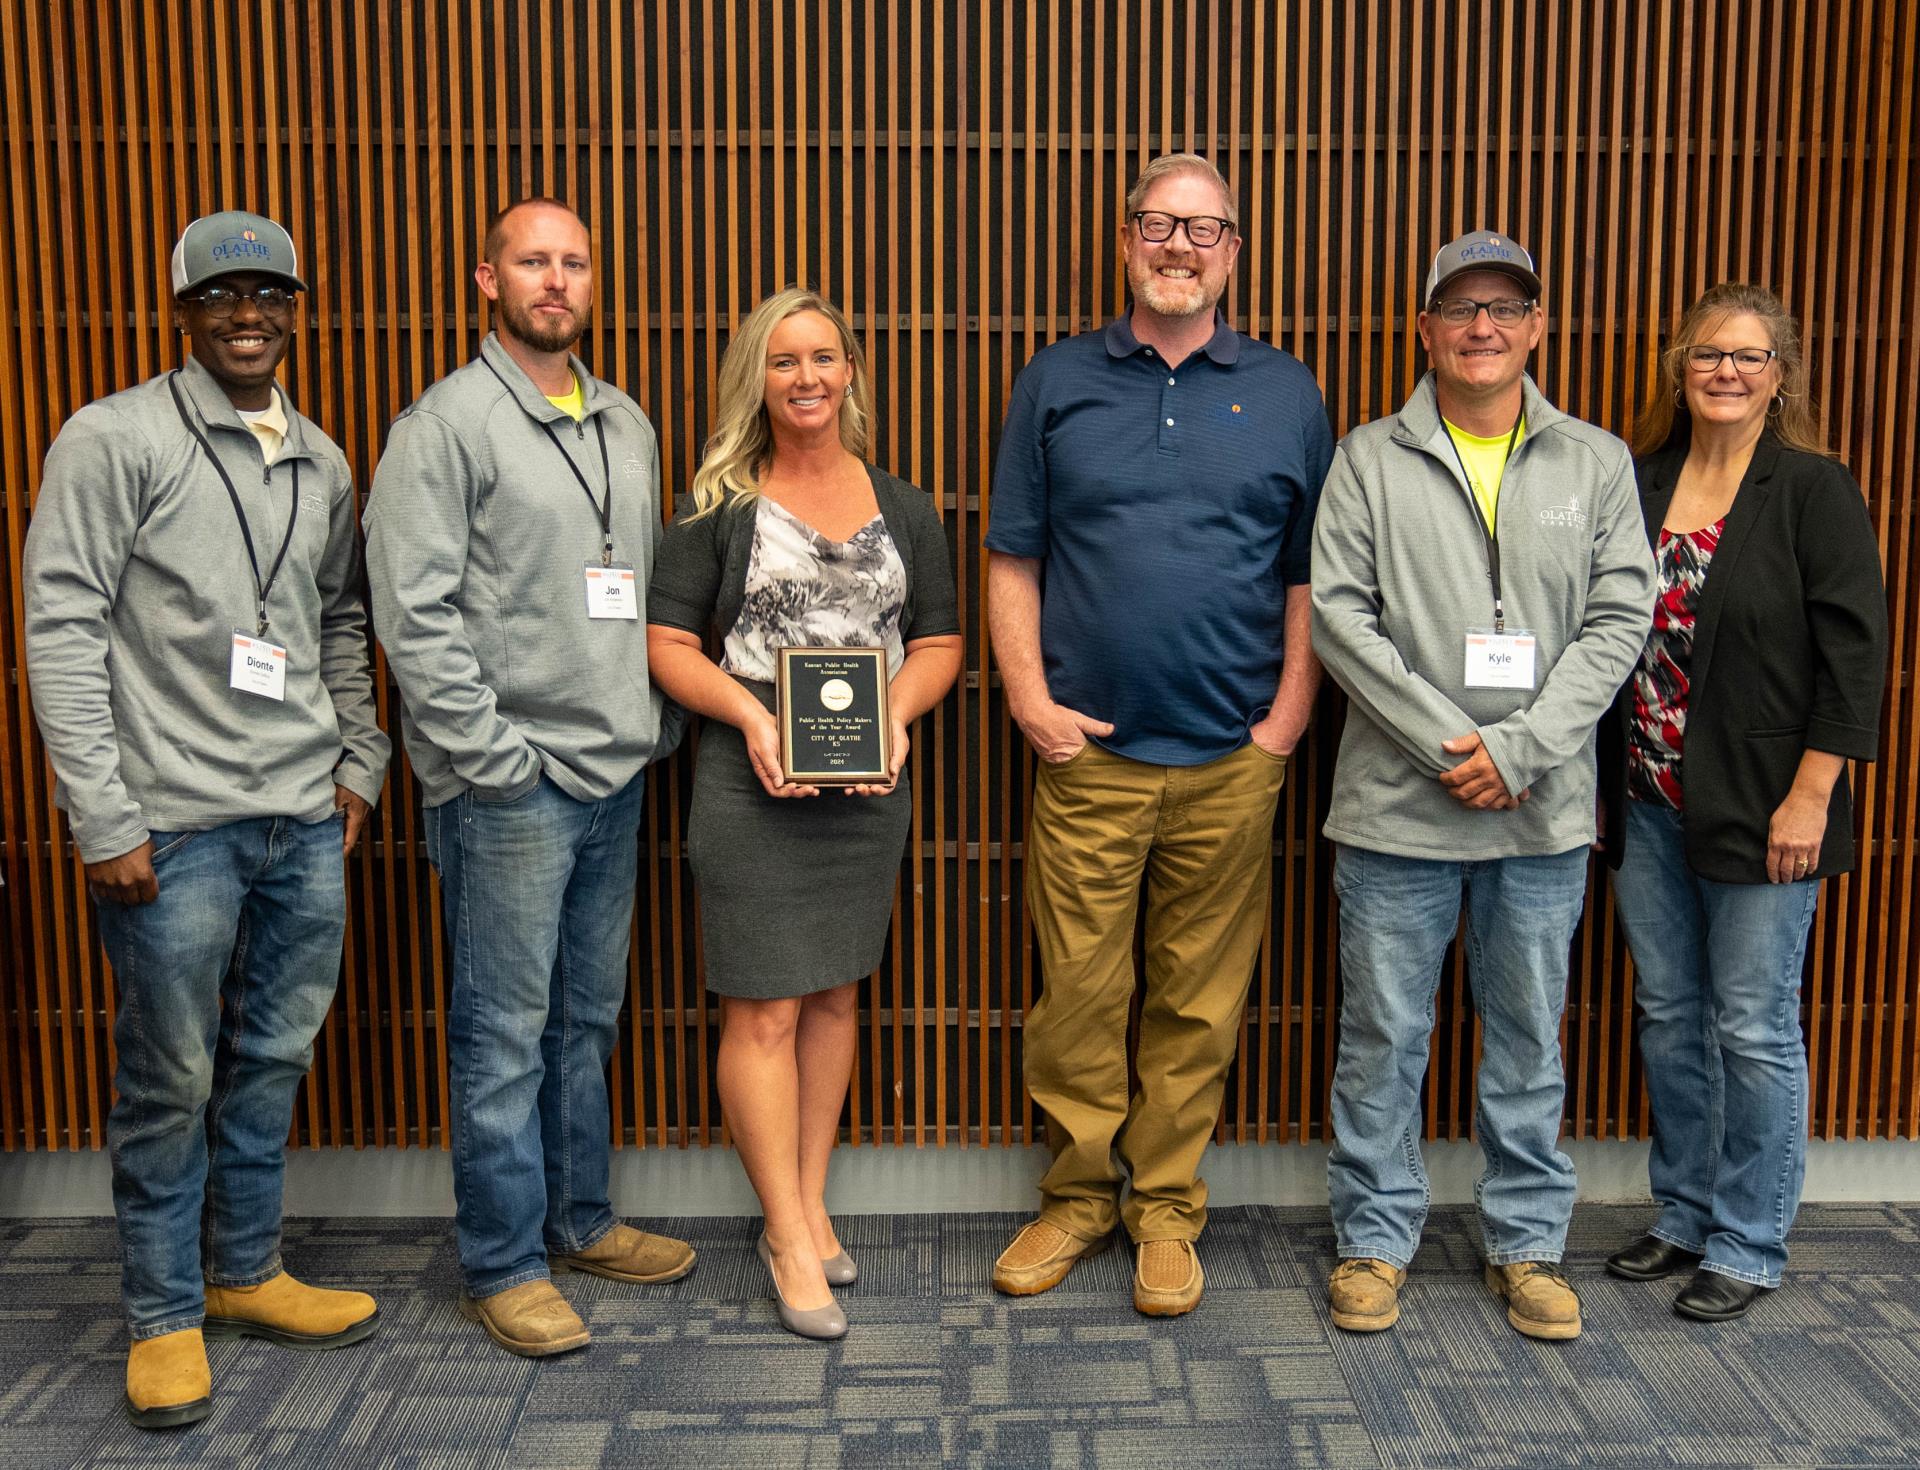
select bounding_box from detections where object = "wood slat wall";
[3,1,1916,1154]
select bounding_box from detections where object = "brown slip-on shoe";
[203,1271,379,1349]
[991,1220,1110,1296]
[458,1279,591,1357]
[1329,1258,1408,1332]
[1133,1239,1204,1317]
[551,1223,697,1285]
[125,1327,212,1429]
[1485,1261,1583,1340]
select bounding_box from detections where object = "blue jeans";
[1612,800,1820,1287]
[425,771,644,1298]
[1327,843,1589,1268]
[95,813,347,1339]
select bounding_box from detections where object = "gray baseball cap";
[170,210,307,297]
[1424,229,1542,303]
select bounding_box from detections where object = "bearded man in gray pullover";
[1312,232,1654,1345]
[24,211,390,1429]
[364,198,691,1359]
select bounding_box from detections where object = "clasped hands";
[1439,731,1529,810]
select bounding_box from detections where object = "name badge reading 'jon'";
[1463,627,1537,690]
[229,630,288,701]
[584,563,639,620]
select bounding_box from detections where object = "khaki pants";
[1022,740,1286,1242]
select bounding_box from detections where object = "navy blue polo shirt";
[986,314,1332,766]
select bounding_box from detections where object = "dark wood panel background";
[3,1,1916,1155]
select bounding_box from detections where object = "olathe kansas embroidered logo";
[1539,493,1588,529]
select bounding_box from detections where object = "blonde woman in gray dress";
[647,289,961,1338]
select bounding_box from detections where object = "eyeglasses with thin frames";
[1429,296,1535,327]
[185,284,298,319]
[1684,346,1776,375]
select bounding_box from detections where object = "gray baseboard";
[5,1137,1917,1218]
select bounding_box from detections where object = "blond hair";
[688,288,873,519]
[1124,153,1239,231]
[1632,283,1827,458]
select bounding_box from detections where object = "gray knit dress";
[647,468,959,999]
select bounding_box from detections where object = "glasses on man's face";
[1130,211,1233,247]
[1685,345,1776,375]
[1430,296,1534,327]
[188,285,298,319]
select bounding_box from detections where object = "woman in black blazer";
[1598,284,1887,1321]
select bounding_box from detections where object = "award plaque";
[776,646,891,785]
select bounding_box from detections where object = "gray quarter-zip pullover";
[1311,373,1655,860]
[24,356,391,863]
[363,333,679,807]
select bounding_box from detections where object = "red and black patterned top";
[1626,518,1726,809]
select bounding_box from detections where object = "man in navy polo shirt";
[985,153,1331,1317]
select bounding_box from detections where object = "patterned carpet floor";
[3,1203,1918,1468]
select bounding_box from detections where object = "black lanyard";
[168,371,299,639]
[485,358,615,565]
[1445,413,1524,633]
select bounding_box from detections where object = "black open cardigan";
[1597,431,1888,884]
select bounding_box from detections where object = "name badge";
[1464,626,1537,690]
[584,563,639,620]
[229,630,288,701]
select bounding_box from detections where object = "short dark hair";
[482,197,584,262]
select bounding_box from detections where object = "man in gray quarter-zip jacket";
[363,197,691,1360]
[24,211,391,1430]
[1312,231,1655,1346]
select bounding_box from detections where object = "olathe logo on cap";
[1460,235,1522,265]
[211,230,274,266]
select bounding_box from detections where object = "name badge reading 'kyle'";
[229,630,288,701]
[1463,627,1537,690]
[583,563,639,620]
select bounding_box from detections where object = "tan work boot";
[991,1220,1109,1295]
[203,1271,379,1349]
[125,1326,212,1429]
[551,1223,696,1285]
[1329,1258,1408,1332]
[1485,1261,1583,1340]
[1133,1239,1204,1317]
[458,1279,591,1357]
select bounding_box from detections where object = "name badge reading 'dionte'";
[229,630,288,701]
[584,563,639,620]
[1463,627,1537,690]
[777,647,890,785]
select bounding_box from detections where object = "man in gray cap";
[1311,231,1653,1341]
[24,210,390,1427]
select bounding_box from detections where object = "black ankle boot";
[1605,1234,1704,1281]
[1674,1268,1768,1321]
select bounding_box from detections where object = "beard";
[499,292,588,353]
[1128,259,1221,320]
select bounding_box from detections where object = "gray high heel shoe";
[757,1234,848,1340]
[821,1250,858,1287]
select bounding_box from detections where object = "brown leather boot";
[551,1223,696,1284]
[203,1271,379,1348]
[991,1220,1110,1295]
[125,1327,212,1429]
[458,1279,591,1357]
[1328,1258,1408,1332]
[1485,1261,1583,1340]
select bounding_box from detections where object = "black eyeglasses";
[186,284,298,319]
[1130,211,1234,247]
[1685,346,1776,375]
[1430,296,1535,326]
